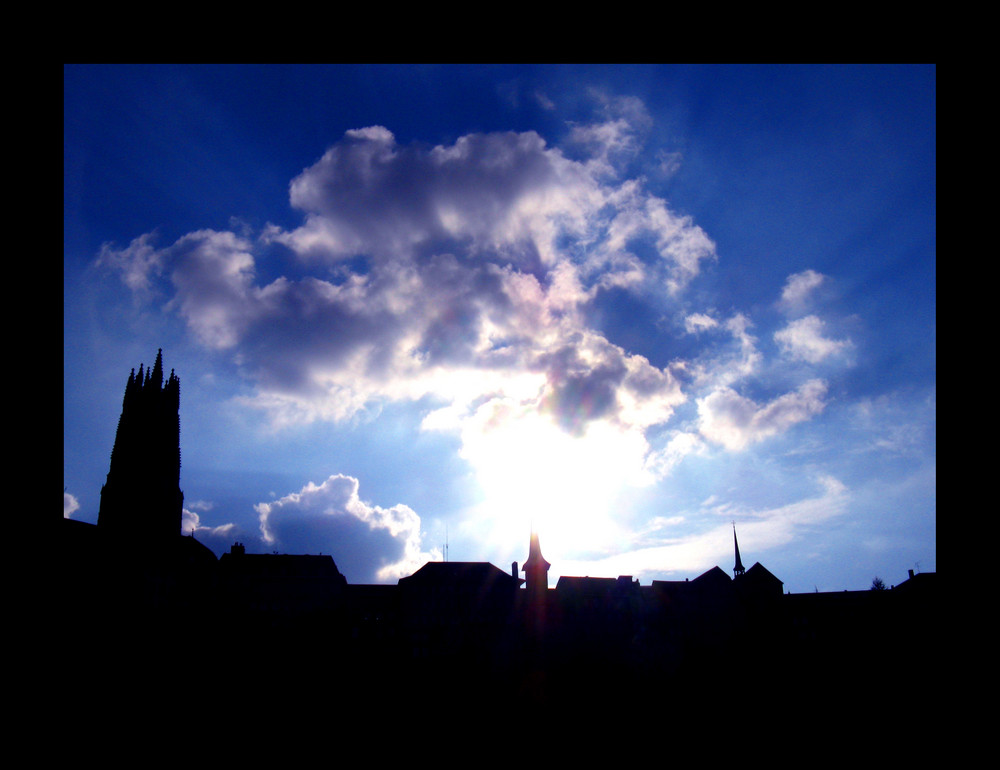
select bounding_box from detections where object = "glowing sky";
[63,64,935,591]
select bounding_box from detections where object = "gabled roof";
[735,561,784,599]
[219,552,346,581]
[692,565,732,588]
[649,578,691,598]
[744,561,782,585]
[398,561,523,589]
[555,575,618,593]
[892,570,936,595]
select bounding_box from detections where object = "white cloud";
[64,492,80,519]
[774,315,851,363]
[684,313,718,333]
[655,149,683,179]
[598,184,716,295]
[566,91,652,174]
[271,121,715,288]
[778,269,826,313]
[165,230,263,350]
[686,312,762,391]
[555,472,849,583]
[98,118,707,447]
[182,507,238,544]
[97,229,264,350]
[644,430,706,478]
[95,232,164,293]
[254,474,438,583]
[275,126,606,268]
[533,90,556,111]
[851,389,936,457]
[697,379,829,451]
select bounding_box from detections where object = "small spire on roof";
[733,522,746,578]
[523,530,551,597]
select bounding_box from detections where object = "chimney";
[908,569,914,579]
[512,561,518,579]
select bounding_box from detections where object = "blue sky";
[64,64,935,592]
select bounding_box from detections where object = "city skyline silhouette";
[58,350,936,704]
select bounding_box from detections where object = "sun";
[458,401,653,563]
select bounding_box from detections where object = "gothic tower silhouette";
[98,349,183,542]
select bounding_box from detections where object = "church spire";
[523,531,551,599]
[733,522,746,578]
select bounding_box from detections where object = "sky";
[64,64,935,593]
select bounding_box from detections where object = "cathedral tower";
[98,349,183,542]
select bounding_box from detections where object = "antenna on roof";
[446,525,449,563]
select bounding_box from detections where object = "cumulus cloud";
[254,474,438,583]
[164,230,263,349]
[774,315,851,363]
[697,379,829,451]
[778,269,826,313]
[98,118,709,441]
[273,126,605,268]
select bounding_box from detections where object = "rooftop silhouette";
[56,350,939,729]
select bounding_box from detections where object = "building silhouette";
[57,351,939,724]
[98,349,183,543]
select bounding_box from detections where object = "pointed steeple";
[523,531,551,598]
[733,522,746,578]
